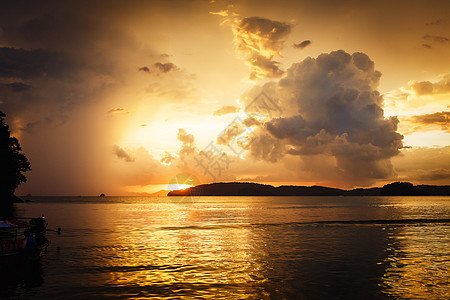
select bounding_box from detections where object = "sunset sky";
[1,0,449,195]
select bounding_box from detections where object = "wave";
[159,218,450,231]
[305,218,450,225]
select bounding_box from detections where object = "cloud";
[177,128,197,156]
[408,74,450,95]
[422,44,432,49]
[392,146,450,185]
[243,116,261,127]
[0,1,243,195]
[106,108,130,116]
[113,145,135,162]
[425,19,447,26]
[242,50,403,186]
[140,61,199,103]
[216,118,246,145]
[110,147,178,188]
[145,80,199,103]
[416,168,450,180]
[213,105,240,116]
[0,47,75,79]
[234,17,291,80]
[246,130,286,163]
[138,63,178,74]
[0,2,143,141]
[21,120,41,133]
[154,62,178,73]
[293,40,311,50]
[423,34,450,44]
[160,151,175,165]
[0,82,32,94]
[210,10,229,17]
[408,111,450,132]
[20,114,69,133]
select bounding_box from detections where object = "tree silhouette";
[0,111,31,203]
[380,181,427,196]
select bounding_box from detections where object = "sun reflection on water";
[96,202,270,297]
[11,196,450,299]
[382,224,450,299]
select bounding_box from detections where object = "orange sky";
[0,0,449,195]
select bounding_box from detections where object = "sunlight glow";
[167,184,193,191]
[403,131,450,148]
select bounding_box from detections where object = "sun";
[167,184,194,191]
[167,173,201,191]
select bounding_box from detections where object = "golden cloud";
[234,17,291,80]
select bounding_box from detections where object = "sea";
[1,195,449,299]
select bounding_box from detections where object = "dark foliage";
[380,182,428,196]
[0,111,31,203]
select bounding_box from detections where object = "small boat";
[0,217,52,265]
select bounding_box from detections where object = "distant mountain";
[277,185,346,196]
[415,185,450,196]
[344,187,381,196]
[380,182,426,196]
[167,182,450,196]
[149,190,171,197]
[168,182,278,196]
[128,190,171,196]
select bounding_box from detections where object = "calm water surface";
[2,196,450,299]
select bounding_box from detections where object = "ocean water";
[2,196,450,299]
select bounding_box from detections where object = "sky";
[0,0,449,195]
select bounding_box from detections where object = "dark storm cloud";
[0,4,133,57]
[0,47,75,79]
[22,120,41,133]
[113,145,135,162]
[21,114,68,133]
[0,0,138,134]
[234,17,291,80]
[0,82,32,93]
[293,40,311,50]
[246,131,286,163]
[245,50,403,185]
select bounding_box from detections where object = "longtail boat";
[0,217,54,265]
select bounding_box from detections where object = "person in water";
[23,228,38,259]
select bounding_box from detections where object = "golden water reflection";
[15,196,450,299]
[99,203,271,298]
[382,224,450,299]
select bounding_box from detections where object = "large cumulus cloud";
[245,50,404,186]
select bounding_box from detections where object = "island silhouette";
[168,181,450,197]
